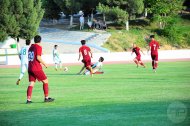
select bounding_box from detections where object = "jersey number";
[22,49,26,55]
[84,49,87,55]
[28,51,34,61]
[153,44,156,50]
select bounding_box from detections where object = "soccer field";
[0,61,190,126]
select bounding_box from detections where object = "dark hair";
[26,39,31,45]
[81,40,86,45]
[54,45,58,48]
[34,35,41,43]
[150,35,155,39]
[100,57,104,62]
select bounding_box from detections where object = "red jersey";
[132,47,141,56]
[149,40,159,55]
[79,45,91,60]
[28,44,42,71]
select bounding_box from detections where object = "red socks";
[27,83,49,101]
[43,83,49,97]
[27,86,33,101]
[94,71,104,74]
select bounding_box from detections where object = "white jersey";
[19,46,29,64]
[85,61,103,75]
[92,62,103,70]
[53,49,61,63]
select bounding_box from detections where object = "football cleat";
[16,79,20,85]
[26,100,32,104]
[44,97,55,102]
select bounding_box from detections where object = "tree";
[145,0,184,29]
[97,3,110,22]
[19,0,44,40]
[0,0,21,41]
[97,3,129,30]
[0,0,44,41]
[127,0,144,19]
[104,0,144,19]
[54,0,81,26]
[42,0,62,20]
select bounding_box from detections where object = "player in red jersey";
[131,43,145,68]
[78,40,93,76]
[148,35,160,72]
[26,35,54,104]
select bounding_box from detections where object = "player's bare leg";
[42,79,54,102]
[55,63,58,71]
[133,58,139,68]
[59,62,63,70]
[139,61,146,68]
[77,66,85,75]
[155,61,158,69]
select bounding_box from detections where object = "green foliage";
[43,0,62,20]
[0,0,44,41]
[127,0,144,19]
[54,0,81,15]
[104,0,144,19]
[147,0,184,29]
[97,3,128,24]
[156,16,190,47]
[0,30,8,42]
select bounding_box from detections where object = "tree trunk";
[91,13,93,21]
[126,20,129,31]
[103,13,106,22]
[70,15,73,26]
[145,8,147,17]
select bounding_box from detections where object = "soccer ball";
[64,67,68,72]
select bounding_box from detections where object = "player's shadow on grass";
[1,101,190,126]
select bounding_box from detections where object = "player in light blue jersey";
[53,45,62,71]
[16,40,31,85]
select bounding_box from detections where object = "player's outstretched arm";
[37,55,47,68]
[141,50,145,55]
[89,51,93,58]
[78,52,81,61]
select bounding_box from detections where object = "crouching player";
[85,57,104,75]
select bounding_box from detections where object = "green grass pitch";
[0,61,190,126]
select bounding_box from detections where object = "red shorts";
[136,55,141,61]
[28,70,47,82]
[151,54,158,61]
[82,59,91,68]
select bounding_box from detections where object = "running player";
[131,43,145,68]
[78,40,93,76]
[16,40,31,85]
[26,35,54,104]
[53,45,62,71]
[148,35,160,72]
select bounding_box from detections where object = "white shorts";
[53,58,61,64]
